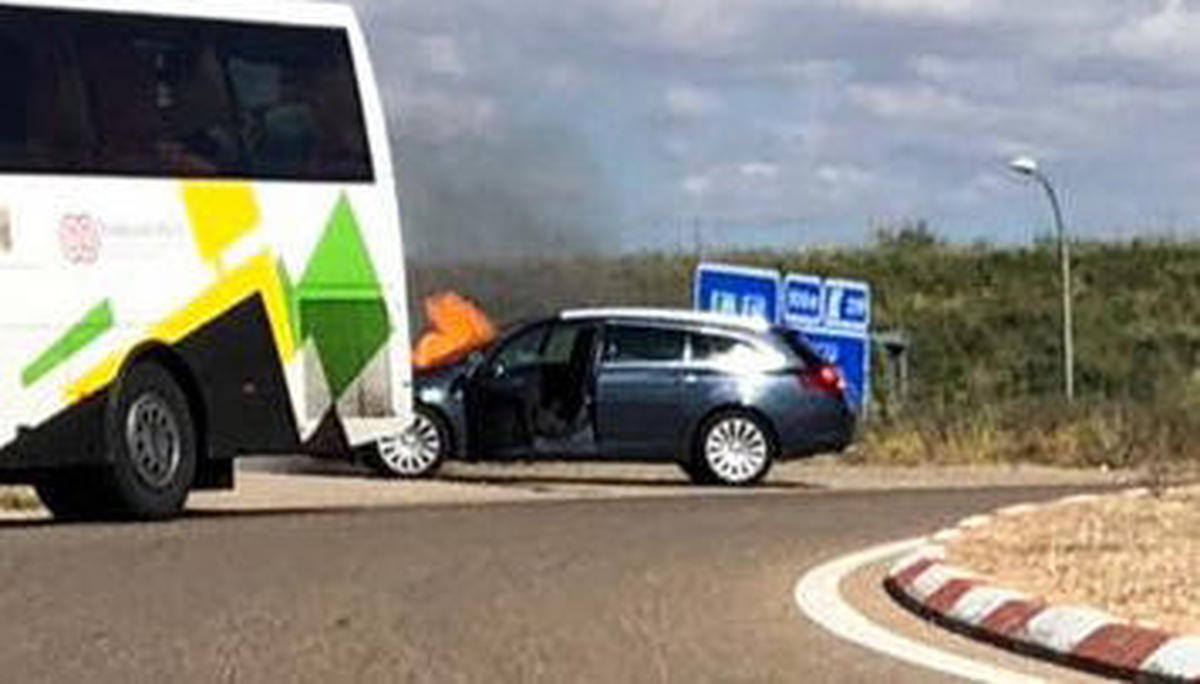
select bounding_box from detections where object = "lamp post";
[1009,156,1074,402]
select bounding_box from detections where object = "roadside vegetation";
[408,223,1200,475]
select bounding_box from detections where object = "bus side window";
[73,20,239,176]
[0,12,86,173]
[221,26,373,182]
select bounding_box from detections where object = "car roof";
[559,307,772,333]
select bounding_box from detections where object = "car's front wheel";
[688,409,775,486]
[366,405,449,479]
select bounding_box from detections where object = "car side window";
[542,322,592,364]
[604,325,685,363]
[489,324,548,375]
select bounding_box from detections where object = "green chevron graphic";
[22,300,114,387]
[296,195,391,399]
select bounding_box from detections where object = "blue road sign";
[798,276,871,413]
[822,278,871,332]
[783,274,823,329]
[694,263,872,413]
[693,263,780,323]
[802,330,870,411]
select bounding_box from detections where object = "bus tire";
[104,361,198,520]
[34,469,116,521]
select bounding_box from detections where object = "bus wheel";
[104,361,198,520]
[34,469,115,521]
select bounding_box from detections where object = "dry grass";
[947,487,1200,635]
[857,397,1200,474]
[0,487,40,512]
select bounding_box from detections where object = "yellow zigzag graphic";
[67,253,297,402]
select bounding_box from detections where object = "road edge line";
[793,537,1044,683]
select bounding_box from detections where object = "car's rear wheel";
[689,409,775,486]
[367,405,449,479]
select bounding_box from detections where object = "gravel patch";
[947,486,1200,636]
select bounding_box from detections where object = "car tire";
[678,459,716,485]
[366,405,449,479]
[103,361,199,520]
[689,409,775,486]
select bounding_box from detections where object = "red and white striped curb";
[884,491,1200,682]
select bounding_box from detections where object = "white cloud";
[775,59,854,84]
[841,0,998,20]
[356,0,1200,249]
[420,35,467,78]
[912,54,958,82]
[545,64,585,92]
[740,162,780,179]
[849,83,978,122]
[816,164,875,189]
[397,92,498,143]
[1112,0,1200,67]
[608,0,763,54]
[665,85,721,118]
[682,174,712,196]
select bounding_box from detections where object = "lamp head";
[1008,156,1039,177]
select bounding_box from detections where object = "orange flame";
[413,292,497,369]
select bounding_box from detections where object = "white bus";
[0,0,414,519]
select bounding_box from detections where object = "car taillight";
[802,364,845,395]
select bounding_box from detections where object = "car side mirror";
[451,351,487,390]
[467,350,484,366]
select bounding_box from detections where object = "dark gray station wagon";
[369,308,856,485]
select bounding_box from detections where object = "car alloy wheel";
[374,408,446,478]
[703,414,771,485]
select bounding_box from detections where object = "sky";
[350,0,1200,261]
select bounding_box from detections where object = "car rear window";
[604,325,685,363]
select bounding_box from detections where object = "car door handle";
[683,374,699,384]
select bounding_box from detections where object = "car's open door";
[529,320,601,457]
[467,322,551,458]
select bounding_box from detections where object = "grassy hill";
[408,235,1200,470]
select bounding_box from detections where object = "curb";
[884,491,1200,682]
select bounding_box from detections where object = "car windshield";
[771,327,825,366]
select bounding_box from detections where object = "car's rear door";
[594,323,686,459]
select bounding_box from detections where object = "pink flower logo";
[59,214,102,265]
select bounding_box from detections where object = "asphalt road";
[0,485,1099,683]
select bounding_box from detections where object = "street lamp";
[1008,156,1074,402]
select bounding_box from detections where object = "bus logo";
[59,214,102,265]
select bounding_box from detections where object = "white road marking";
[793,537,1045,684]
